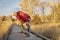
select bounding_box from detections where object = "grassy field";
[0,16,13,40]
[30,23,60,40]
[0,21,12,40]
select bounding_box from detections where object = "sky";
[0,0,21,15]
[0,0,59,15]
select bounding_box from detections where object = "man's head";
[11,12,17,19]
[12,12,17,16]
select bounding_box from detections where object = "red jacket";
[16,11,30,22]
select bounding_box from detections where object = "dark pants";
[21,18,30,32]
[26,22,30,32]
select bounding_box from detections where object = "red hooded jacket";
[16,11,30,22]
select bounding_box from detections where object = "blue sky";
[0,0,21,15]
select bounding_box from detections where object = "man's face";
[13,13,17,16]
[12,12,17,19]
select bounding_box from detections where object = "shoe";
[24,32,30,37]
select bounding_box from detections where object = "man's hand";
[16,19,21,25]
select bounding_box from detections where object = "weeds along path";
[0,21,12,40]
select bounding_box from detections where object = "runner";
[12,11,31,36]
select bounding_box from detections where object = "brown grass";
[30,23,60,40]
[0,15,13,40]
[0,21,12,40]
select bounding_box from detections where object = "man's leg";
[25,22,30,37]
[26,22,30,32]
[20,21,25,33]
[27,18,30,32]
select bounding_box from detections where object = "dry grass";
[30,23,60,40]
[0,15,13,40]
[30,14,60,40]
[0,21,12,40]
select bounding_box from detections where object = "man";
[12,11,31,36]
